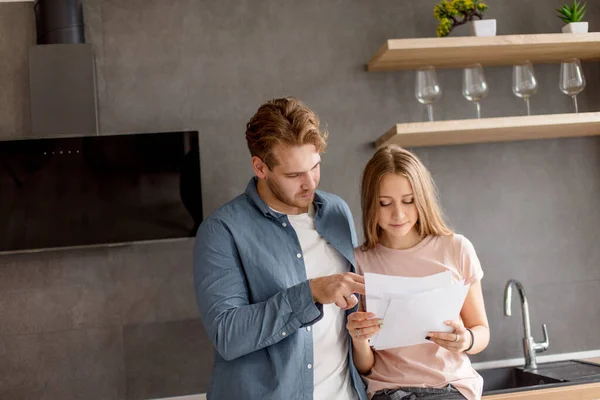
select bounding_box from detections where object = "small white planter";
[562,22,589,33]
[470,19,497,37]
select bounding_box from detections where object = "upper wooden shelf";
[376,112,600,148]
[368,33,600,71]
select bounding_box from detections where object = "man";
[194,97,367,400]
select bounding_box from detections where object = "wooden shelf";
[376,112,600,148]
[368,33,600,71]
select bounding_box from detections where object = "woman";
[348,145,489,400]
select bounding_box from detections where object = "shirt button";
[306,326,311,332]
[282,223,287,227]
[281,331,287,336]
[296,253,302,258]
[307,364,312,369]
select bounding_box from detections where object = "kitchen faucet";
[504,279,549,369]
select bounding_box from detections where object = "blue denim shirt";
[193,177,368,400]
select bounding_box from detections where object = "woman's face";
[377,173,419,243]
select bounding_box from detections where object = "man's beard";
[267,178,314,210]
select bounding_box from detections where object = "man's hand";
[309,273,365,310]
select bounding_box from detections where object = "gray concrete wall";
[1,1,599,398]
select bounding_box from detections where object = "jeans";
[372,385,466,400]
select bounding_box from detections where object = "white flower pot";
[562,22,589,33]
[469,19,497,37]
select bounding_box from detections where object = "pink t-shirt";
[355,234,484,400]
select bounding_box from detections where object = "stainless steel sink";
[478,360,600,395]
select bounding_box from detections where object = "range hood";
[28,0,99,137]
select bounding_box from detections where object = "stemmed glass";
[415,66,442,122]
[559,58,586,113]
[512,61,538,116]
[462,64,489,119]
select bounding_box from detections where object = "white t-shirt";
[283,205,357,400]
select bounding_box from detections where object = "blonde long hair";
[361,145,452,250]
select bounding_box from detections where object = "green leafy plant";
[434,0,489,37]
[557,0,587,23]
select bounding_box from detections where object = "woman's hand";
[426,320,471,353]
[346,312,382,342]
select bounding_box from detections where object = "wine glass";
[415,66,442,122]
[512,61,538,116]
[559,58,586,113]
[462,64,489,119]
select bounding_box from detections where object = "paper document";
[364,271,452,318]
[364,272,469,350]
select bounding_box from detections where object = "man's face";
[257,144,321,213]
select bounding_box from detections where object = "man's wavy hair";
[245,97,328,169]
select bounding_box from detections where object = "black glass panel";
[0,131,202,253]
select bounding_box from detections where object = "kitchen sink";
[529,360,600,383]
[478,360,600,395]
[479,366,562,394]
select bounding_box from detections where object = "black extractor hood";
[28,0,98,137]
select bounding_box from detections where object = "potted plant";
[434,0,494,37]
[557,1,588,33]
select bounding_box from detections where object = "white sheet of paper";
[364,271,453,318]
[372,282,470,350]
[364,271,453,347]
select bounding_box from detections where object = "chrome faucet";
[504,279,549,369]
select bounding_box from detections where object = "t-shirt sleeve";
[456,235,484,285]
[353,248,368,310]
[353,247,363,275]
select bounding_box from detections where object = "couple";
[193,97,490,400]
